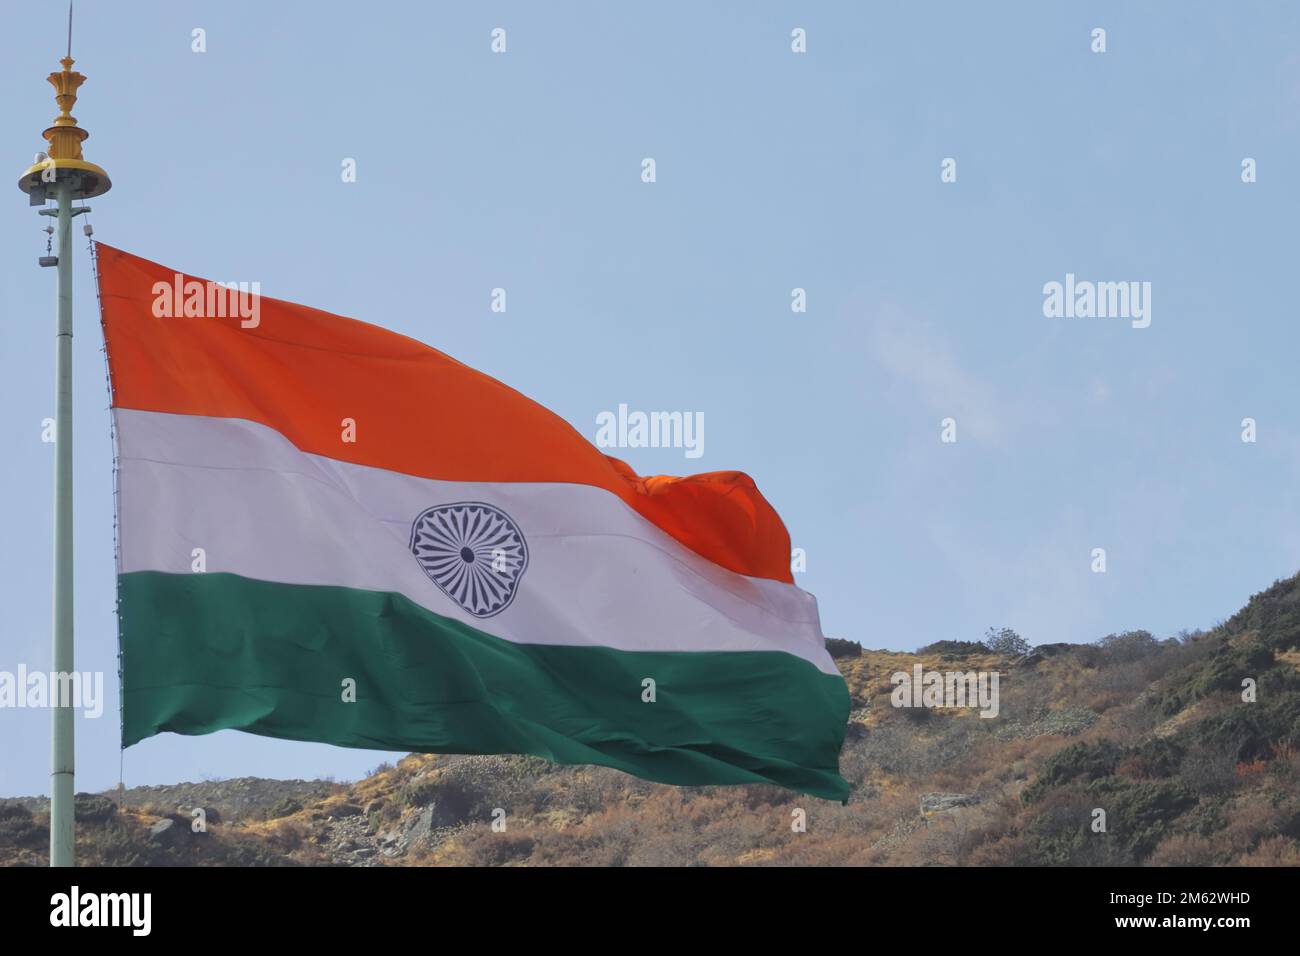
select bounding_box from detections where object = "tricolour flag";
[97,244,850,800]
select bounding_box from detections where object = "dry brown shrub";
[1234,835,1300,866]
[270,819,308,851]
[1235,759,1269,781]
[968,833,1033,866]
[1220,795,1288,847]
[1146,833,1220,866]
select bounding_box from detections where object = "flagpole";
[18,38,111,867]
[49,175,75,868]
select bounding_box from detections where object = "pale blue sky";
[4,1,1299,796]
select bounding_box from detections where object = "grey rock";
[404,807,435,839]
[920,792,979,815]
[147,818,182,845]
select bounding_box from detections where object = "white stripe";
[114,410,836,674]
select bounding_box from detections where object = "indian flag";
[97,244,850,800]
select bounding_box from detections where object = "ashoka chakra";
[409,502,528,618]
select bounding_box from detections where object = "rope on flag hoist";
[85,230,129,807]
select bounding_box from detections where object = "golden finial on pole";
[18,51,111,201]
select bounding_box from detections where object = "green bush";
[824,637,862,659]
[1156,639,1274,716]
[984,628,1029,657]
[1022,740,1122,804]
[0,803,43,850]
[1097,630,1160,664]
[1219,574,1300,653]
[1086,779,1198,859]
[1021,789,1095,865]
[0,802,32,823]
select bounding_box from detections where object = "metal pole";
[50,177,75,867]
[20,41,107,869]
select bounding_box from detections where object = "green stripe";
[119,571,850,800]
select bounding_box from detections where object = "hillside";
[4,573,1300,866]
